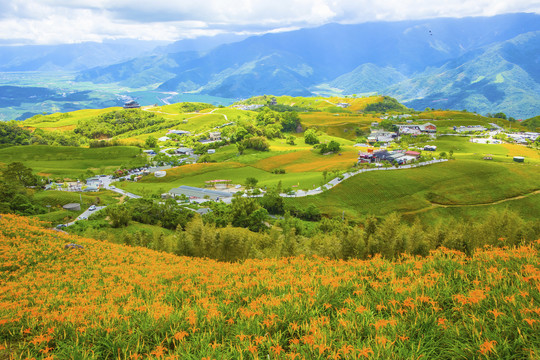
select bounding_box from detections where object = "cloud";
[0,0,539,44]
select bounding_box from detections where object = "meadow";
[1,214,539,359]
[431,136,540,164]
[117,162,325,195]
[0,145,146,178]
[22,108,122,130]
[289,159,540,222]
[31,190,122,223]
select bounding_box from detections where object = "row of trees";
[0,122,81,147]
[74,109,165,139]
[73,205,538,262]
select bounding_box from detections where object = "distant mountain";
[329,64,407,94]
[71,13,540,117]
[0,39,169,71]
[152,33,250,54]
[387,31,540,118]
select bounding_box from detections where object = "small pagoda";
[123,100,140,109]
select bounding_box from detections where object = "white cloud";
[0,0,538,44]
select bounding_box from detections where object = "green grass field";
[288,159,540,221]
[31,190,122,224]
[22,107,122,130]
[430,136,540,163]
[0,145,146,178]
[117,162,324,196]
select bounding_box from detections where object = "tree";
[379,120,398,132]
[327,140,341,153]
[245,177,259,189]
[107,206,131,228]
[304,129,319,145]
[145,136,157,149]
[1,162,38,187]
[286,135,296,145]
[281,111,301,132]
[259,191,284,214]
[230,197,268,232]
[236,143,245,155]
[243,136,270,151]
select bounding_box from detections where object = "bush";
[304,129,319,145]
[243,136,270,151]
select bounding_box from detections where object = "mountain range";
[1,13,540,118]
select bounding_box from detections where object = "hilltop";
[1,214,539,358]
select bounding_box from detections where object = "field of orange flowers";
[1,213,539,359]
[253,150,359,173]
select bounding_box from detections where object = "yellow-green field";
[0,145,145,178]
[22,107,122,129]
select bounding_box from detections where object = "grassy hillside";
[1,214,539,358]
[0,145,145,178]
[22,107,122,130]
[289,159,540,221]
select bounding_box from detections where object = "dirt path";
[404,189,540,216]
[209,108,228,122]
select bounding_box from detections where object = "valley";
[1,95,538,234]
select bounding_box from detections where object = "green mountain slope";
[386,31,540,118]
[328,63,406,94]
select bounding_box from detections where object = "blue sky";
[1,0,539,44]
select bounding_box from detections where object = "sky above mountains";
[1,0,539,45]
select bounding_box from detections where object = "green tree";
[236,143,245,155]
[243,136,270,151]
[281,111,301,132]
[286,135,296,145]
[1,162,39,187]
[145,136,158,149]
[304,129,319,145]
[259,190,284,214]
[327,140,341,153]
[107,206,131,228]
[379,120,398,132]
[245,177,259,189]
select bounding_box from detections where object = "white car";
[109,185,116,189]
[89,205,97,211]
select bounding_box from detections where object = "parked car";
[89,205,97,211]
[56,224,67,229]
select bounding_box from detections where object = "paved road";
[65,205,107,227]
[100,175,142,199]
[280,159,448,197]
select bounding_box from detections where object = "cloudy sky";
[1,0,539,45]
